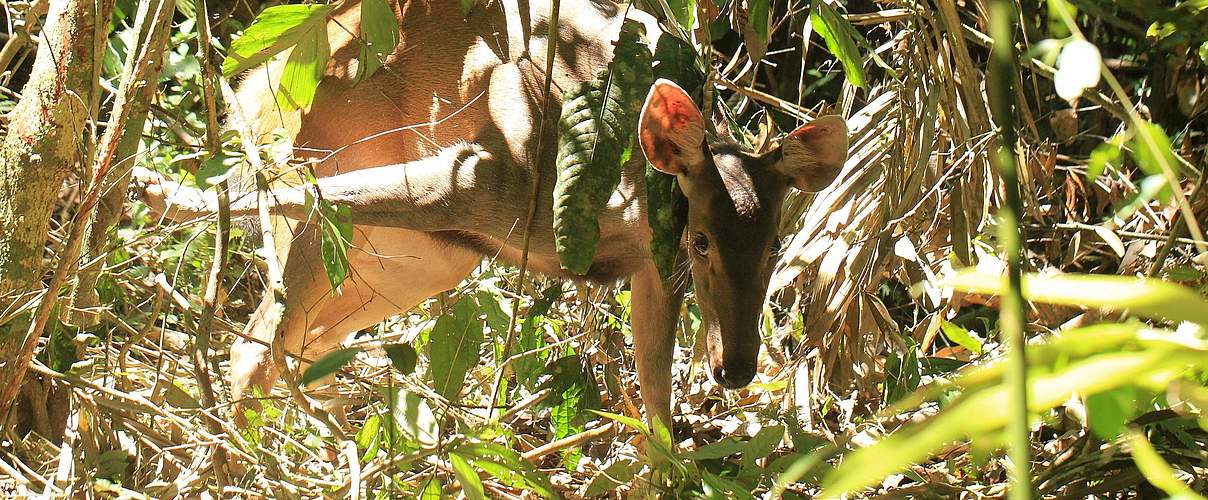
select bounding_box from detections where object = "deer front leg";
[629,261,685,440]
[134,143,524,232]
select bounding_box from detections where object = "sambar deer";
[138,0,848,431]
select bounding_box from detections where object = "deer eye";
[691,233,710,256]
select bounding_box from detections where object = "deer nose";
[712,364,755,389]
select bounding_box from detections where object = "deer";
[135,0,849,434]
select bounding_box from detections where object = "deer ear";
[776,115,849,192]
[639,79,707,175]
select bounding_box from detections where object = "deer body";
[141,0,848,431]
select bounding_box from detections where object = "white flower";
[1054,39,1102,101]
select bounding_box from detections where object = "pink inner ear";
[639,79,706,175]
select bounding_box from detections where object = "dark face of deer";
[639,80,849,389]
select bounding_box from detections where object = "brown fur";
[137,0,849,432]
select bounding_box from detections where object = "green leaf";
[747,0,769,40]
[356,414,381,461]
[388,389,438,447]
[584,459,639,497]
[742,425,785,466]
[427,295,485,399]
[459,0,476,15]
[1128,431,1207,499]
[666,0,696,31]
[319,201,353,291]
[1129,121,1180,178]
[459,443,557,499]
[416,476,443,499]
[702,471,753,500]
[357,0,400,82]
[684,437,746,460]
[276,19,331,111]
[553,20,653,274]
[222,4,336,77]
[1086,386,1142,441]
[384,343,418,375]
[810,1,867,89]
[939,320,986,355]
[301,347,360,386]
[941,270,1208,326]
[1086,135,1123,182]
[823,349,1206,496]
[883,348,922,405]
[195,152,240,189]
[450,452,486,500]
[590,410,649,434]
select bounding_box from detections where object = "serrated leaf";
[384,343,418,375]
[811,2,867,89]
[223,4,336,77]
[427,295,485,399]
[276,20,331,111]
[301,347,360,386]
[357,0,399,82]
[450,453,486,500]
[553,21,653,274]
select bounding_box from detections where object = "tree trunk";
[70,0,176,326]
[0,0,115,431]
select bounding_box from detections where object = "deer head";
[639,79,849,389]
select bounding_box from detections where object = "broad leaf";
[276,20,331,111]
[939,320,986,355]
[387,389,438,447]
[811,1,867,89]
[427,295,485,399]
[304,190,353,292]
[301,347,360,386]
[357,0,400,82]
[223,4,336,77]
[553,21,653,274]
[384,343,418,375]
[450,452,486,500]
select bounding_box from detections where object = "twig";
[192,0,232,487]
[521,421,617,462]
[489,0,561,418]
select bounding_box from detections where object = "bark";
[0,0,115,430]
[70,0,175,326]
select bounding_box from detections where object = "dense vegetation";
[0,0,1205,497]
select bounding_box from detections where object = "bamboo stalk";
[987,0,1032,498]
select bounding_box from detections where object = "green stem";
[988,1,1032,498]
